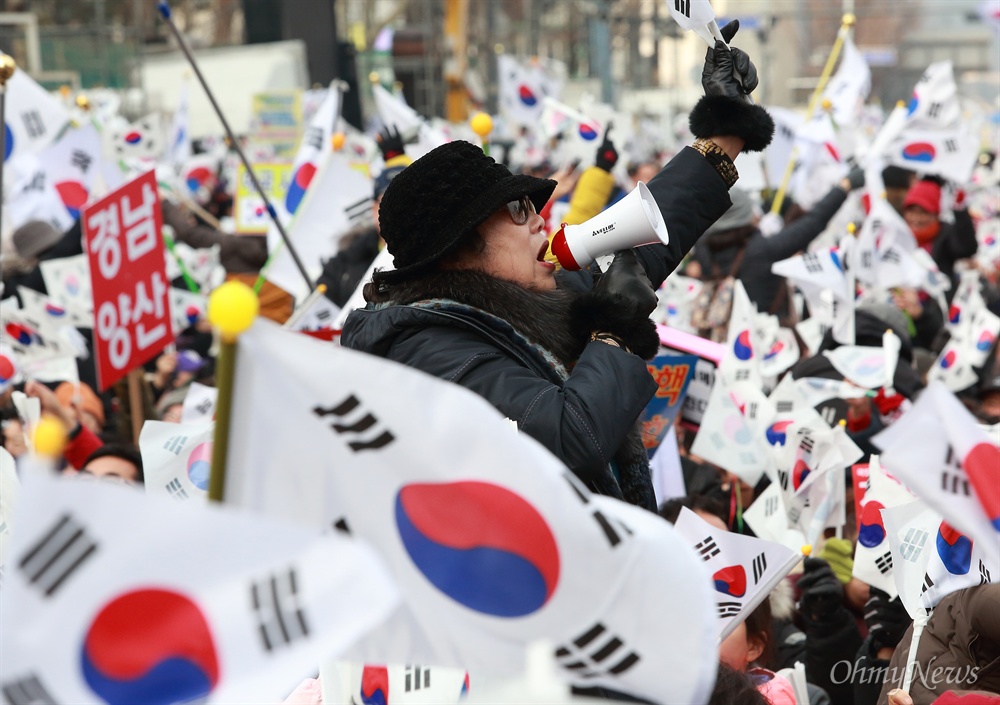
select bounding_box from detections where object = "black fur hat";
[688,94,775,153]
[377,141,556,280]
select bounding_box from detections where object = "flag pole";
[901,608,930,692]
[156,1,315,293]
[769,13,855,216]
[206,280,259,503]
[0,54,15,236]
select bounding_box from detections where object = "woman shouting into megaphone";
[341,21,773,510]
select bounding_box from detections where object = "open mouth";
[537,240,549,262]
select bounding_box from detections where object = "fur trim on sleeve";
[689,94,775,153]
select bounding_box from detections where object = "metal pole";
[156,1,316,292]
[0,55,14,237]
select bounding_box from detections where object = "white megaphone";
[549,182,669,271]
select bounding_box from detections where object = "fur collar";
[366,268,587,367]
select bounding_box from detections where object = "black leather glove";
[377,126,405,161]
[864,588,911,651]
[797,557,845,623]
[845,165,865,191]
[688,19,773,153]
[595,128,618,172]
[701,20,758,99]
[569,250,660,360]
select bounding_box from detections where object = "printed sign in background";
[640,354,698,457]
[83,170,174,389]
[250,91,303,161]
[233,163,292,234]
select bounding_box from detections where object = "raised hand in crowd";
[594,127,618,173]
[25,379,79,432]
[376,126,406,161]
[701,20,758,99]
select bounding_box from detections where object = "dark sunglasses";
[504,195,537,225]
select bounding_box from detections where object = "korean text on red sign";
[83,170,173,389]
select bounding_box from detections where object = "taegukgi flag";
[673,507,800,640]
[224,319,719,705]
[1,52,69,163]
[0,474,399,705]
[139,419,215,502]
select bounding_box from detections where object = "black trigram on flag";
[555,623,641,679]
[802,253,824,274]
[752,552,767,584]
[944,138,958,153]
[875,551,893,575]
[345,197,372,224]
[926,102,943,119]
[1,674,58,705]
[251,567,310,652]
[980,560,992,585]
[777,469,790,491]
[163,435,189,455]
[695,536,720,561]
[763,496,779,517]
[718,601,741,618]
[314,307,332,323]
[940,470,970,496]
[331,517,351,534]
[880,249,901,264]
[900,527,929,563]
[673,0,692,17]
[313,395,394,452]
[776,400,794,413]
[166,479,189,500]
[19,513,98,597]
[404,665,430,692]
[561,472,631,549]
[920,573,935,595]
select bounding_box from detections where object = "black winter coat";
[342,148,732,506]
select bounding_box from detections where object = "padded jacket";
[341,148,732,493]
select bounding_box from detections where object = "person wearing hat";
[317,128,413,307]
[342,22,774,510]
[902,177,977,281]
[691,168,865,326]
[1,220,84,307]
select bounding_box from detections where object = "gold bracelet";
[692,138,739,189]
[590,331,630,353]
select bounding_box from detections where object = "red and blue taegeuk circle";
[858,500,887,548]
[935,522,973,576]
[186,442,212,491]
[712,565,747,598]
[395,481,560,617]
[284,162,317,215]
[360,665,389,705]
[81,588,220,705]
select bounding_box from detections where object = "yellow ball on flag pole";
[208,281,259,342]
[34,414,68,459]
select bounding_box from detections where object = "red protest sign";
[83,170,173,390]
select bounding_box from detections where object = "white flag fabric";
[852,456,917,599]
[276,88,339,222]
[497,55,565,129]
[1,56,70,163]
[540,97,605,165]
[224,320,718,704]
[743,482,805,553]
[181,382,218,424]
[37,124,104,222]
[139,420,215,502]
[656,275,703,333]
[167,79,192,171]
[334,663,469,705]
[822,35,871,128]
[0,345,22,394]
[874,381,1000,551]
[166,241,222,295]
[0,306,74,363]
[691,377,769,485]
[0,447,19,567]
[823,345,891,389]
[903,61,961,131]
[718,281,763,392]
[169,287,208,335]
[673,507,800,641]
[266,152,373,300]
[763,107,803,188]
[886,127,980,184]
[17,286,91,329]
[881,500,997,618]
[4,152,76,233]
[0,474,399,705]
[285,293,341,333]
[107,114,164,161]
[39,255,93,319]
[666,0,718,42]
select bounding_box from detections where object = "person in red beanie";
[902,178,978,280]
